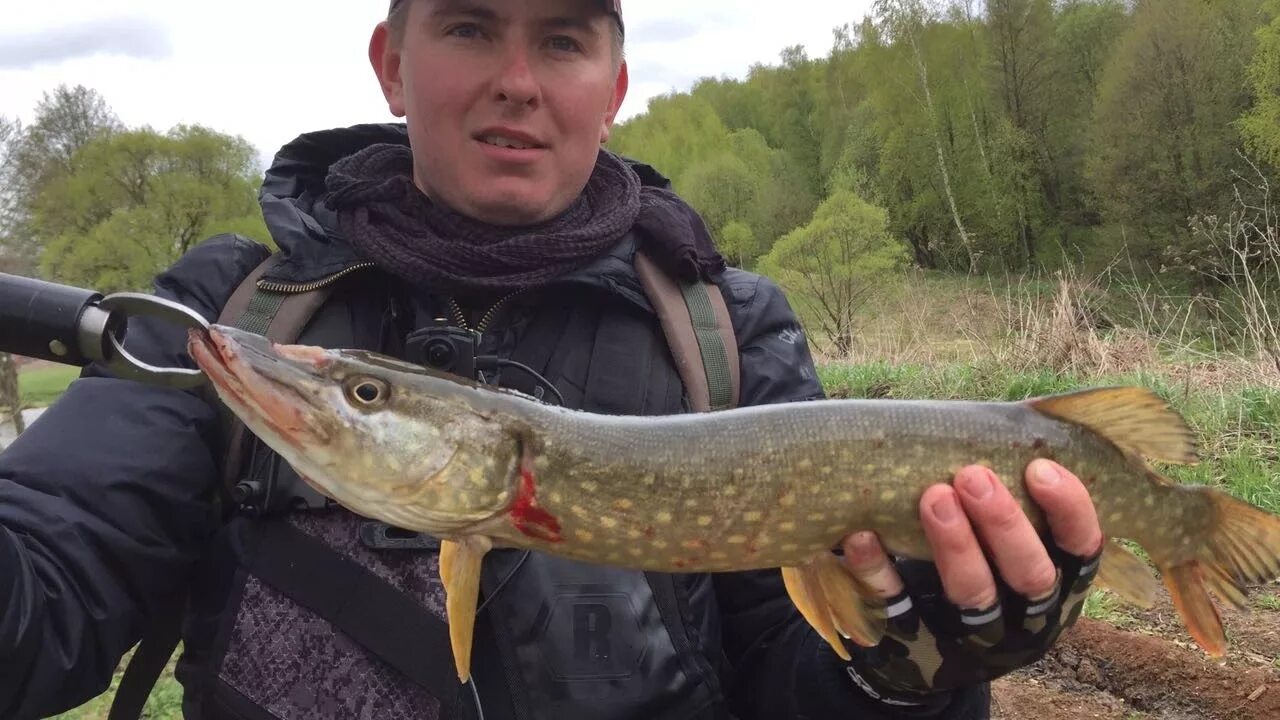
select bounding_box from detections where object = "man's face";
[371,0,628,227]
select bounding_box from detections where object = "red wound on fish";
[510,462,562,543]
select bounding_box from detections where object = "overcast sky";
[1,1,875,168]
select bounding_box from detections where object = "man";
[0,1,1103,718]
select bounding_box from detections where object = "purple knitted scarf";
[323,143,724,294]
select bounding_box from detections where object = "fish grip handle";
[109,252,338,720]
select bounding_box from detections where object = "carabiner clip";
[97,293,210,389]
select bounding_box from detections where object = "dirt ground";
[991,585,1280,720]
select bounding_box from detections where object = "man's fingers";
[840,531,906,600]
[954,465,1059,601]
[919,484,997,609]
[1024,459,1105,558]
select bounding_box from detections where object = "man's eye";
[547,35,583,53]
[446,23,483,39]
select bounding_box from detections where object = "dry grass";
[805,259,1279,393]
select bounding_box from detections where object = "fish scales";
[501,397,1114,571]
[189,324,1280,683]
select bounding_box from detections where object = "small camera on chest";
[405,318,483,381]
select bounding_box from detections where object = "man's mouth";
[475,128,547,152]
[480,135,539,150]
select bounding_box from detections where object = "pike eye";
[347,378,389,408]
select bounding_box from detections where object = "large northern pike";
[189,324,1280,683]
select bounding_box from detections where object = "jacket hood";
[255,123,678,310]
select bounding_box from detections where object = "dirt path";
[992,587,1280,720]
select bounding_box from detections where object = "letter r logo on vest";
[533,588,644,681]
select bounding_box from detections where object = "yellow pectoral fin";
[439,536,492,683]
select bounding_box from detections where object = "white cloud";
[0,1,874,168]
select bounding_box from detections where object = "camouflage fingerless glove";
[838,542,1101,708]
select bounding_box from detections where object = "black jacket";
[0,124,989,720]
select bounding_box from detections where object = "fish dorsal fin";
[1028,387,1198,465]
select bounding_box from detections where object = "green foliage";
[718,220,758,268]
[1,85,122,277]
[1239,0,1280,169]
[1086,0,1265,258]
[760,191,910,354]
[610,0,1277,287]
[34,124,271,292]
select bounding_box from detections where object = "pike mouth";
[188,325,331,448]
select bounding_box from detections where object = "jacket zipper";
[255,261,377,293]
[255,260,523,335]
[449,289,524,333]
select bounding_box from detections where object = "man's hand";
[843,458,1104,607]
[830,459,1105,702]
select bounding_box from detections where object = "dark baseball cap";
[388,1,623,36]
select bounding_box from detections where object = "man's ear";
[600,61,630,144]
[370,22,407,118]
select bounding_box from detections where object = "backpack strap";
[216,255,337,493]
[110,252,337,720]
[634,249,740,412]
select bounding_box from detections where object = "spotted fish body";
[487,397,1219,573]
[189,324,1280,684]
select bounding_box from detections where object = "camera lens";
[425,339,456,370]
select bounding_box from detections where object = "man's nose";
[493,45,540,108]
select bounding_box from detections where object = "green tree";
[874,0,978,272]
[718,220,758,268]
[1087,0,1265,254]
[1239,0,1280,168]
[4,86,122,276]
[0,115,24,274]
[34,124,271,292]
[0,118,23,434]
[1049,0,1130,234]
[680,154,760,252]
[607,94,730,186]
[760,191,910,354]
[983,0,1059,265]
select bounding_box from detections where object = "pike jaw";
[188,325,521,537]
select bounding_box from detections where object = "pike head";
[188,324,523,537]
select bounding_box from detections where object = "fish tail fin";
[1160,561,1226,656]
[782,554,886,660]
[1028,387,1198,464]
[1157,487,1280,657]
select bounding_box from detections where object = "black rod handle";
[0,272,117,366]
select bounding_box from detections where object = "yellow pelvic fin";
[1155,486,1280,657]
[1096,540,1158,608]
[439,536,492,683]
[1028,387,1198,465]
[782,554,886,661]
[811,553,886,647]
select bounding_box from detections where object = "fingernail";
[849,531,878,559]
[1030,460,1061,486]
[931,494,959,524]
[959,469,994,500]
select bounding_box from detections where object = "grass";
[1257,593,1280,612]
[1082,590,1139,628]
[17,364,79,408]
